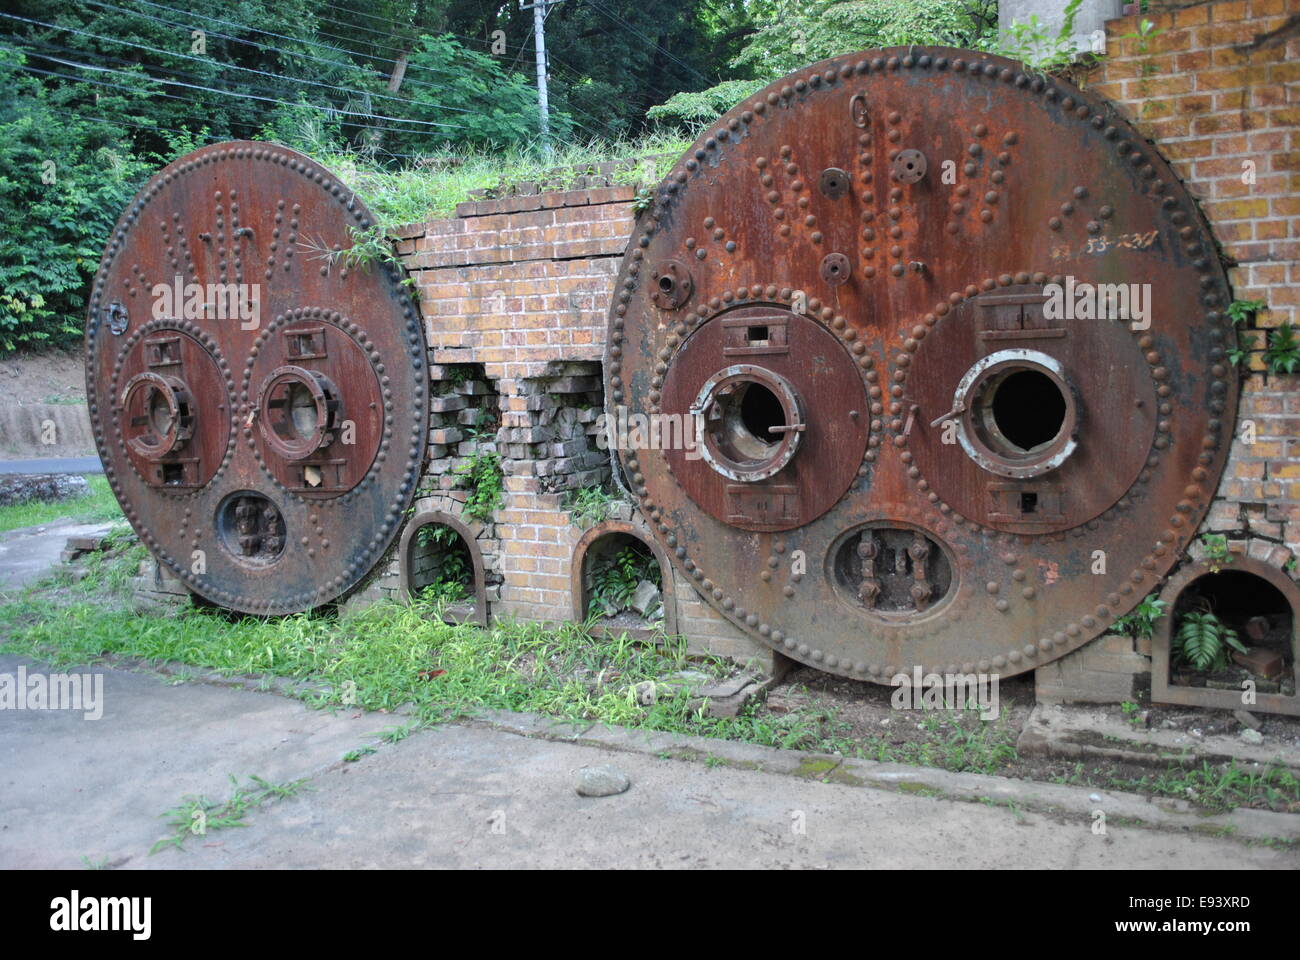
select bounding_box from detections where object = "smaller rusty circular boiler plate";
[85,142,427,615]
[606,48,1238,682]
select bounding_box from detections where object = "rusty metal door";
[607,48,1238,681]
[86,142,427,615]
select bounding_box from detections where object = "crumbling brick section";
[391,184,772,671]
[502,362,608,496]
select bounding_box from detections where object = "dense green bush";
[0,50,164,351]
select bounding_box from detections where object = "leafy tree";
[650,0,996,127]
[0,47,169,351]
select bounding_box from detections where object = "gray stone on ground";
[1234,709,1262,732]
[629,579,660,617]
[577,764,630,797]
[0,473,89,507]
[1240,728,1264,745]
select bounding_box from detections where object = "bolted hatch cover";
[606,48,1238,682]
[86,142,427,615]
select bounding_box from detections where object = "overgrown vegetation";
[1111,592,1166,641]
[413,523,472,605]
[453,450,504,523]
[565,483,625,529]
[1199,533,1234,574]
[1111,760,1300,814]
[4,538,1300,815]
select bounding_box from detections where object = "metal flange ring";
[692,364,805,483]
[951,350,1078,479]
[255,365,341,461]
[120,372,194,461]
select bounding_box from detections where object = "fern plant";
[1174,609,1247,673]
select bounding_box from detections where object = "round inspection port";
[256,365,340,461]
[120,372,194,460]
[692,365,804,482]
[953,350,1077,479]
[216,491,286,565]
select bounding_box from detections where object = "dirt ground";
[0,350,85,406]
[767,665,1300,809]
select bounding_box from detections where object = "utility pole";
[519,0,565,157]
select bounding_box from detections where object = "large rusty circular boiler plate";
[85,142,427,615]
[606,49,1238,682]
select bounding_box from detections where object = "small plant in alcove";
[1173,604,1247,673]
[589,543,660,617]
[565,484,624,529]
[414,525,472,604]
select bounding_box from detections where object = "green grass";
[314,132,693,229]
[149,774,310,855]
[1109,760,1300,814]
[0,561,869,756]
[5,535,1297,817]
[0,475,122,533]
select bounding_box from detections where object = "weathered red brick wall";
[378,186,770,670]
[1088,0,1298,569]
[1039,0,1299,703]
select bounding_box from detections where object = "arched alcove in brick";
[571,519,677,640]
[1152,556,1299,716]
[398,510,487,627]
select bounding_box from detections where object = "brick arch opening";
[1153,556,1300,716]
[571,519,677,640]
[398,510,487,627]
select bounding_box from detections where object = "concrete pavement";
[0,521,118,590]
[1,654,1297,869]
